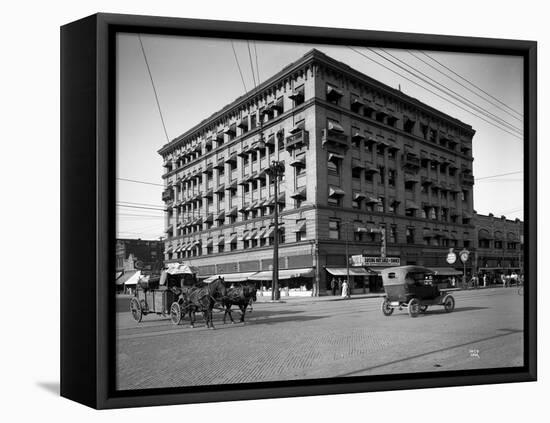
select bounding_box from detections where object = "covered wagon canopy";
[165,263,199,275]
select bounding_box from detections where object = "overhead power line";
[372,48,522,135]
[231,41,247,93]
[117,177,164,187]
[408,50,523,123]
[253,41,261,85]
[117,204,165,212]
[475,171,523,181]
[420,51,523,118]
[138,34,170,144]
[347,46,523,141]
[247,40,257,90]
[118,200,164,208]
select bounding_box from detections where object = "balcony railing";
[321,129,349,149]
[460,173,475,185]
[402,153,420,168]
[162,189,174,202]
[286,130,309,149]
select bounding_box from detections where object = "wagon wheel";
[381,299,394,316]
[408,298,420,318]
[170,302,183,325]
[420,305,429,313]
[130,298,142,323]
[443,295,455,313]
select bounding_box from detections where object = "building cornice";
[158,49,475,157]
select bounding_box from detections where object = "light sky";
[116,33,524,240]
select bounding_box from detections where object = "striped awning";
[203,272,258,283]
[249,268,315,281]
[326,267,374,276]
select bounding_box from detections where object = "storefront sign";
[350,255,400,266]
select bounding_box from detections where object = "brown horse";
[222,283,257,324]
[184,277,227,329]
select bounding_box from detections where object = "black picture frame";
[60,12,537,409]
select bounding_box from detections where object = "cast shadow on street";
[423,306,489,315]
[36,381,60,396]
[338,328,523,378]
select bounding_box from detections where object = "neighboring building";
[473,213,524,281]
[115,238,164,273]
[158,49,476,295]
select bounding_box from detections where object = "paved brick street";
[116,288,523,390]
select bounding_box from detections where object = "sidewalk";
[255,292,386,303]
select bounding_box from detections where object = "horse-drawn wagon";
[129,263,198,322]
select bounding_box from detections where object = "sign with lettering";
[350,255,400,266]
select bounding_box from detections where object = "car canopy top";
[380,265,435,286]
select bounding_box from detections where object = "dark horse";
[183,277,227,329]
[222,283,257,324]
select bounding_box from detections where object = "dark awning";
[429,267,462,276]
[290,187,307,199]
[327,120,345,133]
[405,200,420,210]
[225,207,238,217]
[328,186,345,197]
[293,220,306,233]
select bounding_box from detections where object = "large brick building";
[473,213,523,280]
[158,49,476,295]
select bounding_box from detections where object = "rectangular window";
[388,169,396,187]
[379,167,385,184]
[389,225,397,243]
[292,84,305,106]
[329,219,340,240]
[365,171,373,183]
[327,197,341,207]
[328,157,340,175]
[376,197,385,213]
[406,228,415,244]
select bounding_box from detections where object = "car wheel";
[444,295,455,313]
[408,298,420,318]
[381,299,394,316]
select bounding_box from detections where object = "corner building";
[158,49,476,295]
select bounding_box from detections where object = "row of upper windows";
[327,219,471,247]
[163,87,307,171]
[324,82,471,148]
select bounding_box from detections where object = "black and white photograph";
[115,33,527,391]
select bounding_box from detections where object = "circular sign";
[446,252,457,265]
[459,250,470,263]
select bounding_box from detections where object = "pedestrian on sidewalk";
[330,277,337,296]
[341,279,349,298]
[338,278,343,295]
[483,273,487,288]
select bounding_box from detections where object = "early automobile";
[130,263,198,322]
[380,265,455,318]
